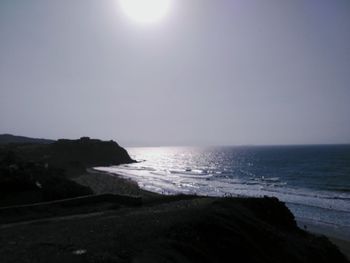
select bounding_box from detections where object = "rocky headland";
[0,136,135,206]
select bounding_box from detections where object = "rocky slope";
[0,196,347,263]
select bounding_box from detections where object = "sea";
[95,145,350,239]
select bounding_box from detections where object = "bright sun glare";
[119,0,172,24]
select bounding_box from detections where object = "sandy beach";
[73,168,159,199]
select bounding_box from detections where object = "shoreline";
[0,168,348,262]
[73,168,160,198]
[76,168,350,260]
[297,220,350,260]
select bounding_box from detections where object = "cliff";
[48,137,135,169]
[0,137,134,206]
[0,136,134,172]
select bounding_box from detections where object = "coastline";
[77,168,350,260]
[0,168,348,262]
[297,220,350,260]
[73,168,160,198]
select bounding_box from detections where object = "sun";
[119,0,172,24]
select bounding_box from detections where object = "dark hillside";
[49,137,135,169]
[0,137,134,206]
[0,137,134,173]
[0,134,54,145]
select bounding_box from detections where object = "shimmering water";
[96,145,350,237]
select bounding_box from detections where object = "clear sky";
[1,0,349,146]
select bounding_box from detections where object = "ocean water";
[96,145,350,238]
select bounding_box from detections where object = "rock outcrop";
[48,137,135,169]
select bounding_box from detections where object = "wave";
[115,146,350,236]
[95,165,350,215]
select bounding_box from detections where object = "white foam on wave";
[95,160,350,236]
[116,146,350,237]
[95,165,350,215]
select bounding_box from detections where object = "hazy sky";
[1,0,349,146]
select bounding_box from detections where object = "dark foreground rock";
[0,196,347,263]
[0,160,93,207]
